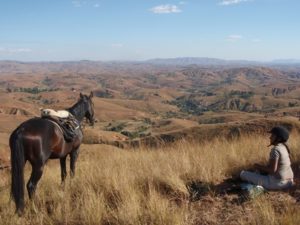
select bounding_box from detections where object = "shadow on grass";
[186,178,252,204]
[187,162,300,205]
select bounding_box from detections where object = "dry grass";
[1,133,300,225]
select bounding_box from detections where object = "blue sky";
[0,0,299,61]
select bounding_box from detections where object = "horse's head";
[80,92,95,126]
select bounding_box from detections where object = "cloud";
[72,0,86,7]
[219,0,251,6]
[12,48,32,53]
[226,35,243,42]
[179,1,187,5]
[0,48,32,53]
[72,0,102,8]
[111,43,123,48]
[149,4,182,14]
[252,38,261,43]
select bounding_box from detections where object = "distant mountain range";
[270,59,300,64]
[145,57,259,66]
[1,57,300,67]
[145,57,300,66]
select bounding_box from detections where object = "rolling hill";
[1,60,300,153]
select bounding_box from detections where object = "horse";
[9,92,95,215]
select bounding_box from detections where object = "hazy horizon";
[1,0,300,62]
[1,57,300,64]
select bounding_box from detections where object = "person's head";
[269,126,289,145]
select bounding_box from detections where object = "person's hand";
[254,163,269,175]
[254,163,263,171]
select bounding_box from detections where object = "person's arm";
[254,157,278,174]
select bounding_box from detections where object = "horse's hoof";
[16,208,24,217]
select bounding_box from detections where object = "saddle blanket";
[41,109,70,118]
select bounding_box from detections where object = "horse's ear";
[80,92,84,99]
[89,91,93,98]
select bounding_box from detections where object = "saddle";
[41,109,80,142]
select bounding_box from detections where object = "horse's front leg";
[70,147,80,177]
[60,156,67,183]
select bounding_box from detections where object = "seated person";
[240,126,294,190]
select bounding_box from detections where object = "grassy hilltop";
[1,131,300,225]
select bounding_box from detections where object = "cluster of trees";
[7,86,59,94]
[228,90,254,99]
[167,98,206,116]
[106,122,150,139]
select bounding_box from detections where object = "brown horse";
[10,92,95,215]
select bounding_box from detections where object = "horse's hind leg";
[27,164,44,199]
[60,156,67,183]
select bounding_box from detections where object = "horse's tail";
[10,129,25,215]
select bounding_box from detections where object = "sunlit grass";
[1,132,300,224]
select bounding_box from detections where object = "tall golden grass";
[1,132,300,225]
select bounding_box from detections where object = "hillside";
[1,61,300,224]
[1,61,300,151]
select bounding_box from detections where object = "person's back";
[271,143,293,181]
